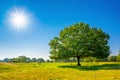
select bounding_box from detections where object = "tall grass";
[0,62,120,80]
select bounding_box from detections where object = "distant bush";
[1,55,45,63]
[108,56,117,62]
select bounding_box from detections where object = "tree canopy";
[49,22,110,66]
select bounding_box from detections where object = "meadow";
[0,62,120,80]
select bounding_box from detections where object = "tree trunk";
[77,56,81,66]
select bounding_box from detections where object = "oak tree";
[49,22,110,66]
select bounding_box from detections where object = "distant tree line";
[0,52,120,63]
[0,55,50,63]
[107,51,120,62]
[82,50,120,62]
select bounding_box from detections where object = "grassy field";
[0,62,120,80]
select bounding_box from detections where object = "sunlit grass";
[0,62,120,80]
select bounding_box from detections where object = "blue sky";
[0,0,120,59]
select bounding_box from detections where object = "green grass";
[0,62,120,80]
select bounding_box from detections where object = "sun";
[8,7,30,32]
